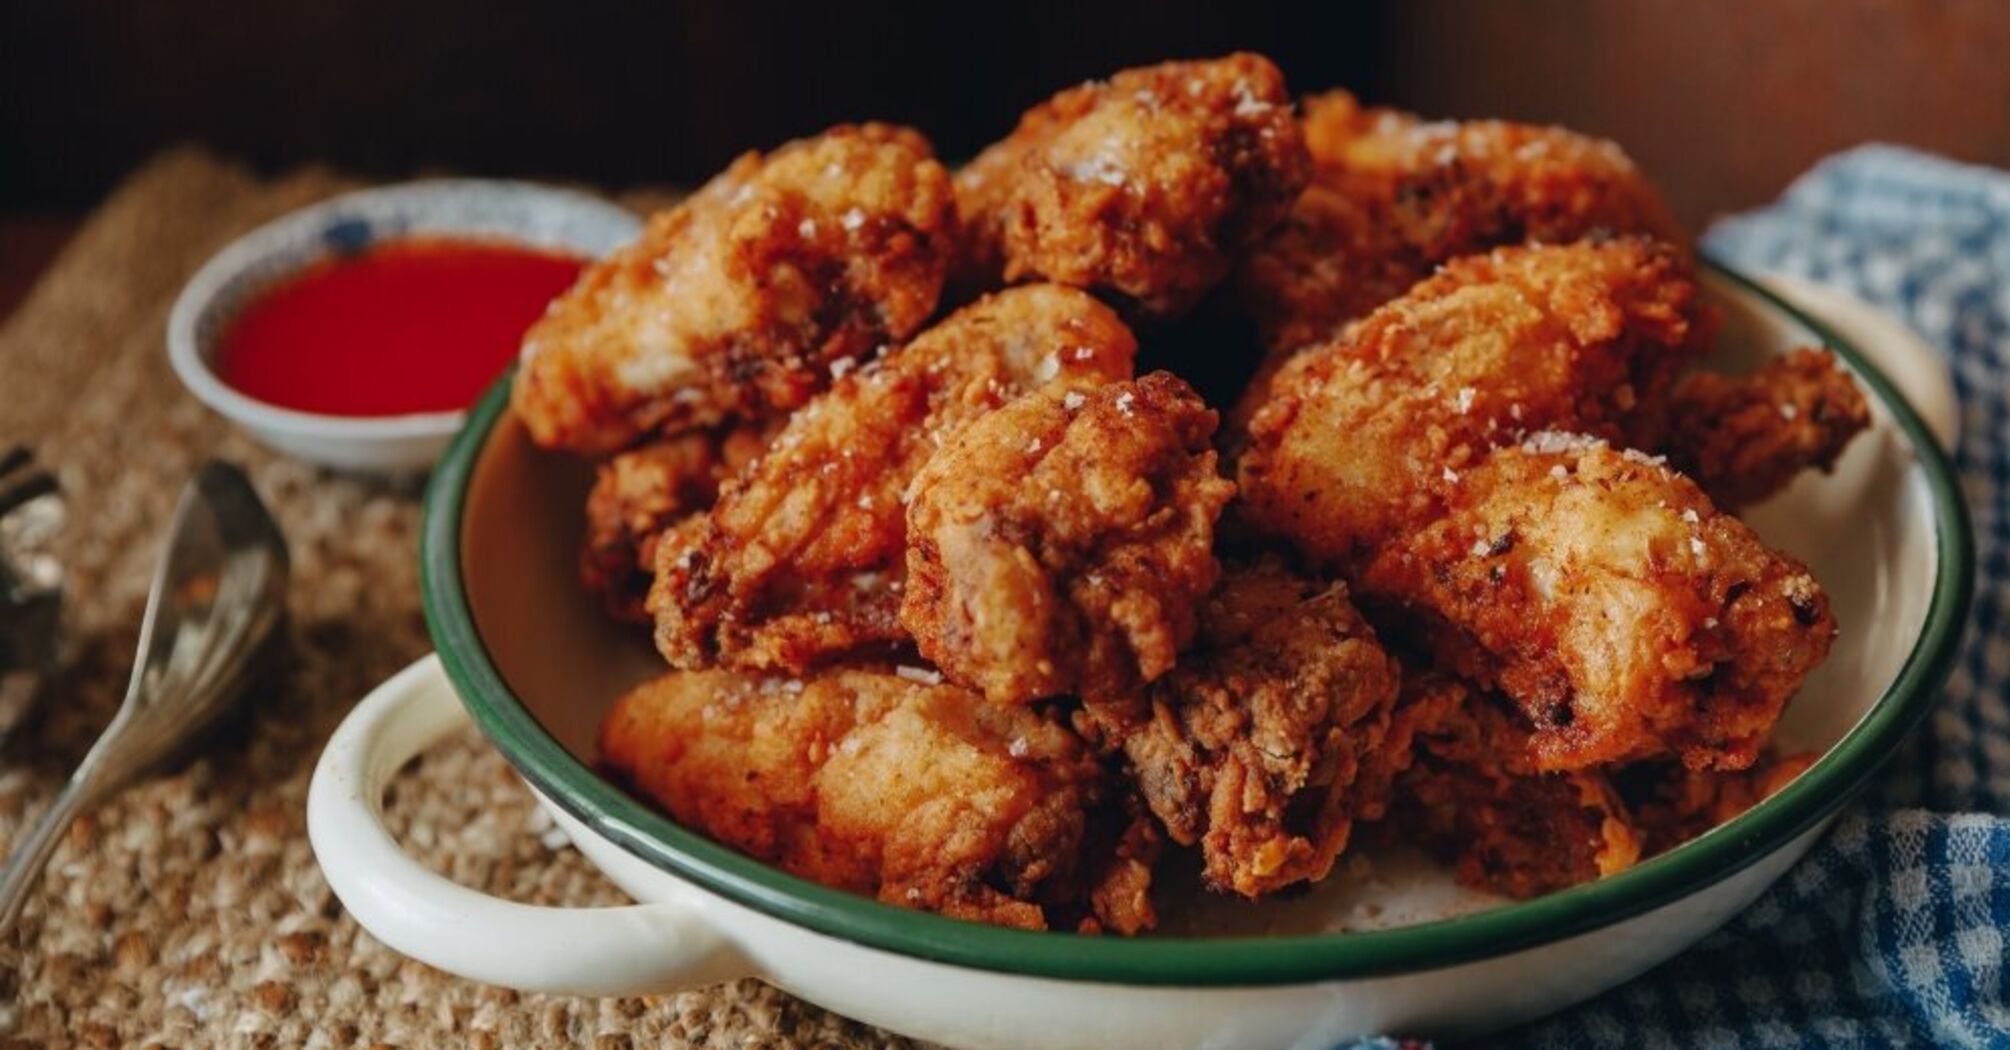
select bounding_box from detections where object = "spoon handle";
[0,727,122,935]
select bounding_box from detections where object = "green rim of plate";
[420,257,1974,987]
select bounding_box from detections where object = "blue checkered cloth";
[1342,145,2009,1050]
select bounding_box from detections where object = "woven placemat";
[0,149,918,1049]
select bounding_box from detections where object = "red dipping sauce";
[216,237,583,416]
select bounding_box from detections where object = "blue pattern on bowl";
[321,217,376,254]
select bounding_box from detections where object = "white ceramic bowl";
[309,263,1972,1048]
[167,179,640,474]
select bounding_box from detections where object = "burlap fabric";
[0,149,918,1049]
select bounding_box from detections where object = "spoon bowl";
[0,460,289,935]
[117,462,290,774]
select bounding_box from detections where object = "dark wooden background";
[4,0,2008,314]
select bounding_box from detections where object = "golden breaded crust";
[1086,579,1402,898]
[1230,92,1683,439]
[1360,439,1837,771]
[955,53,1308,318]
[1238,91,1682,357]
[580,425,776,621]
[1237,238,1703,563]
[1190,554,1325,650]
[1632,348,1871,509]
[513,124,957,454]
[1230,177,1413,379]
[649,284,1137,674]
[599,667,1156,932]
[1232,91,1416,359]
[1623,750,1815,855]
[1392,675,1642,899]
[1329,101,1683,263]
[901,372,1234,705]
[1296,90,1391,168]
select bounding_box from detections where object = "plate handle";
[308,654,749,996]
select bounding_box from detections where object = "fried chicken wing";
[901,372,1234,705]
[1237,238,1703,563]
[649,285,1137,674]
[1337,100,1683,268]
[1622,750,1815,855]
[1392,675,1643,899]
[1083,575,1403,898]
[1630,349,1871,509]
[1240,92,1682,353]
[954,53,1308,318]
[1232,98,1423,363]
[1359,438,1837,771]
[1230,93,1682,434]
[1230,179,1409,392]
[599,667,1157,932]
[514,124,957,454]
[580,424,777,621]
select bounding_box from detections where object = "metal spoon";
[0,460,289,935]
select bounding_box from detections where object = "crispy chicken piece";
[901,372,1234,705]
[1233,98,1418,363]
[1237,238,1703,563]
[580,425,776,621]
[1359,438,1837,772]
[600,667,1158,933]
[952,89,1065,297]
[1393,675,1643,899]
[1082,575,1403,898]
[1296,91,1397,178]
[1241,92,1682,353]
[1190,553,1327,649]
[954,53,1309,318]
[1622,750,1816,855]
[1322,95,1683,270]
[1231,92,1682,433]
[514,124,957,454]
[1228,181,1407,423]
[649,285,1137,674]
[1630,349,1871,509]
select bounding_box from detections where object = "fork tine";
[0,469,55,520]
[0,446,28,481]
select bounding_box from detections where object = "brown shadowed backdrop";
[2,0,2006,236]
